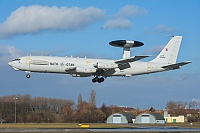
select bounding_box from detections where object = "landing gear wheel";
[92,77,104,83]
[92,77,98,83]
[26,74,30,78]
[100,77,104,82]
[98,77,104,83]
[97,78,101,83]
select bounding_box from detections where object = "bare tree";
[190,100,199,109]
[77,94,83,111]
[166,101,177,110]
[100,103,112,120]
[89,89,96,107]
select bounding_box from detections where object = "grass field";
[0,122,199,133]
[0,122,200,129]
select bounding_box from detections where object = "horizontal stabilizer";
[162,61,191,70]
[115,55,150,64]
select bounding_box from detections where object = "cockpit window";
[12,59,21,61]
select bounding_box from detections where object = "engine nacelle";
[75,67,96,73]
[96,62,118,69]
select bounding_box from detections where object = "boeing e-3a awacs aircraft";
[8,36,191,83]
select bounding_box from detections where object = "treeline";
[0,94,74,123]
[166,100,200,122]
[0,90,128,123]
[0,91,199,123]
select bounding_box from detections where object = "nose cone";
[8,61,19,70]
[8,62,12,66]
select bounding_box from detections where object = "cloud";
[115,5,148,18]
[0,5,105,38]
[0,45,22,58]
[0,45,23,65]
[103,18,133,30]
[142,45,165,55]
[156,24,176,33]
[0,45,67,66]
[103,5,147,30]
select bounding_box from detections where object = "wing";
[115,55,150,64]
[115,55,150,70]
[93,55,149,70]
[65,56,150,77]
[162,61,192,70]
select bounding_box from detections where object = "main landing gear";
[92,77,104,83]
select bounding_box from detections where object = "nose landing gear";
[26,74,30,78]
[92,77,104,83]
[26,71,30,78]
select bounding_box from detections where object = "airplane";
[8,36,191,83]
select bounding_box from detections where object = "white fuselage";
[8,36,190,83]
[8,56,166,77]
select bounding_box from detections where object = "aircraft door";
[26,56,31,68]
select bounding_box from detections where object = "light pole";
[13,97,17,123]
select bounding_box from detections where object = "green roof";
[122,112,136,123]
[151,113,165,120]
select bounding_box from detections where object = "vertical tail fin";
[151,36,182,64]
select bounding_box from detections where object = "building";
[164,115,184,123]
[164,111,185,123]
[134,113,165,124]
[106,112,136,123]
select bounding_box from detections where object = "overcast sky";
[0,0,199,109]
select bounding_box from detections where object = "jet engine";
[75,67,96,73]
[95,62,118,69]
